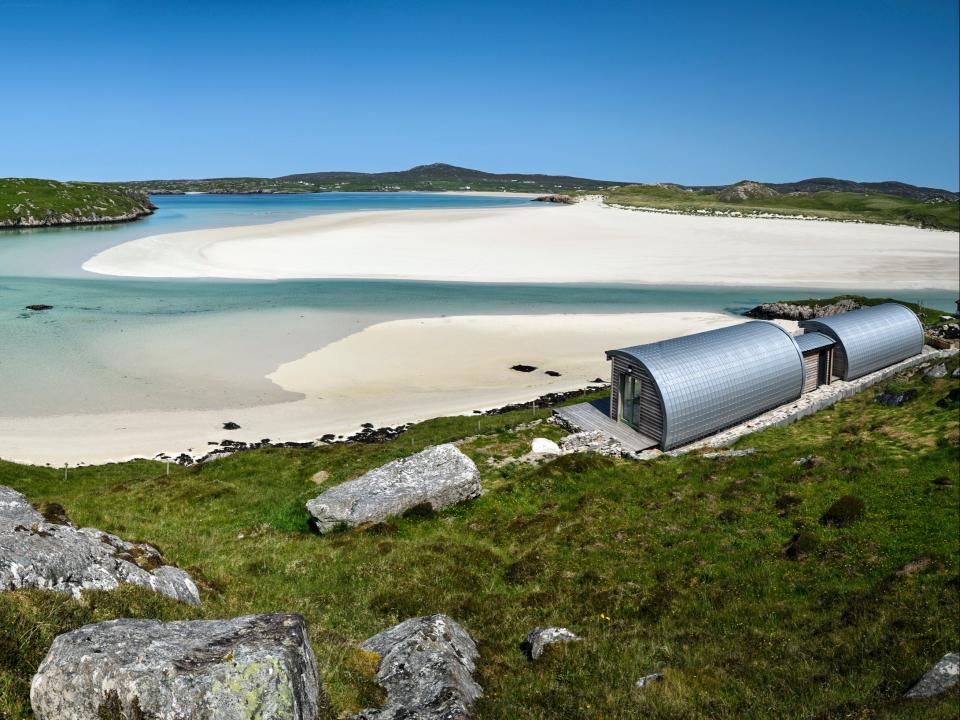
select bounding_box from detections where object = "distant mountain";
[689,177,958,203]
[125,164,626,195]
[122,165,959,203]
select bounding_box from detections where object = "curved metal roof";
[607,321,804,449]
[794,331,835,353]
[798,303,923,380]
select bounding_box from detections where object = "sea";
[0,193,955,418]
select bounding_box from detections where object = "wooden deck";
[554,400,659,453]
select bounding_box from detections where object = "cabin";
[602,303,924,451]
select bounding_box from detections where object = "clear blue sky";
[2,0,958,188]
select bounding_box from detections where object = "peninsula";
[0,178,155,228]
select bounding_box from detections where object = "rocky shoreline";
[0,204,156,229]
[159,383,609,466]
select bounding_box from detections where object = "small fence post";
[63,463,68,482]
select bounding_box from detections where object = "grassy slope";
[598,185,960,232]
[0,178,153,226]
[1,365,958,718]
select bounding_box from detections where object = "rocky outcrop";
[716,181,778,201]
[30,614,323,720]
[521,626,581,661]
[357,614,482,719]
[558,430,625,457]
[904,652,959,698]
[744,298,861,321]
[306,445,482,533]
[0,179,155,228]
[0,485,199,604]
[532,194,576,204]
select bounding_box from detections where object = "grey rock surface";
[744,298,860,321]
[522,626,582,661]
[635,672,664,689]
[306,445,481,533]
[30,614,322,720]
[904,652,959,698]
[357,614,482,719]
[558,430,625,457]
[0,486,199,605]
[924,363,948,378]
[702,447,757,459]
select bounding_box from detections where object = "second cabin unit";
[605,303,924,451]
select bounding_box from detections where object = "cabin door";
[620,374,642,430]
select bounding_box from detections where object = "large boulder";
[357,614,482,719]
[905,652,959,698]
[306,445,481,533]
[717,180,778,202]
[30,614,323,720]
[0,486,198,604]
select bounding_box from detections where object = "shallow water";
[0,194,954,418]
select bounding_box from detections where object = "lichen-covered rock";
[905,652,959,698]
[558,430,625,457]
[30,614,323,720]
[521,626,582,661]
[306,445,481,533]
[357,614,482,719]
[0,486,199,604]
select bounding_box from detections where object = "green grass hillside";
[0,178,155,228]
[598,184,960,232]
[1,359,957,718]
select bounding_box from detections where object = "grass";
[0,178,153,227]
[596,185,960,232]
[0,364,958,718]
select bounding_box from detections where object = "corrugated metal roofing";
[606,321,804,450]
[794,332,835,353]
[799,303,923,380]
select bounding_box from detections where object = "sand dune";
[83,198,959,290]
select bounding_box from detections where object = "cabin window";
[620,373,642,430]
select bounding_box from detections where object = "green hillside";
[1,356,957,718]
[598,184,960,231]
[0,178,155,228]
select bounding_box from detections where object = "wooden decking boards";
[554,400,658,453]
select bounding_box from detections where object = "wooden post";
[63,463,68,481]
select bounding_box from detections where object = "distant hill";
[124,163,627,195]
[0,178,155,228]
[122,165,959,206]
[688,177,958,203]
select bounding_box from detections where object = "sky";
[1,0,958,188]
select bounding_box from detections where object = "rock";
[875,390,916,406]
[702,447,757,458]
[25,304,53,311]
[306,444,481,533]
[311,470,330,484]
[904,652,959,698]
[558,430,625,457]
[510,364,537,373]
[792,454,824,467]
[0,486,199,604]
[635,673,664,689]
[532,194,575,204]
[717,180,778,201]
[30,614,322,719]
[357,614,482,719]
[222,421,241,430]
[544,370,561,377]
[531,438,561,455]
[744,298,860,321]
[924,363,948,378]
[521,626,581,661]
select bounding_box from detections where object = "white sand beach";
[0,311,775,466]
[83,198,960,290]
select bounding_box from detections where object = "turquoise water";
[0,192,536,278]
[0,193,955,418]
